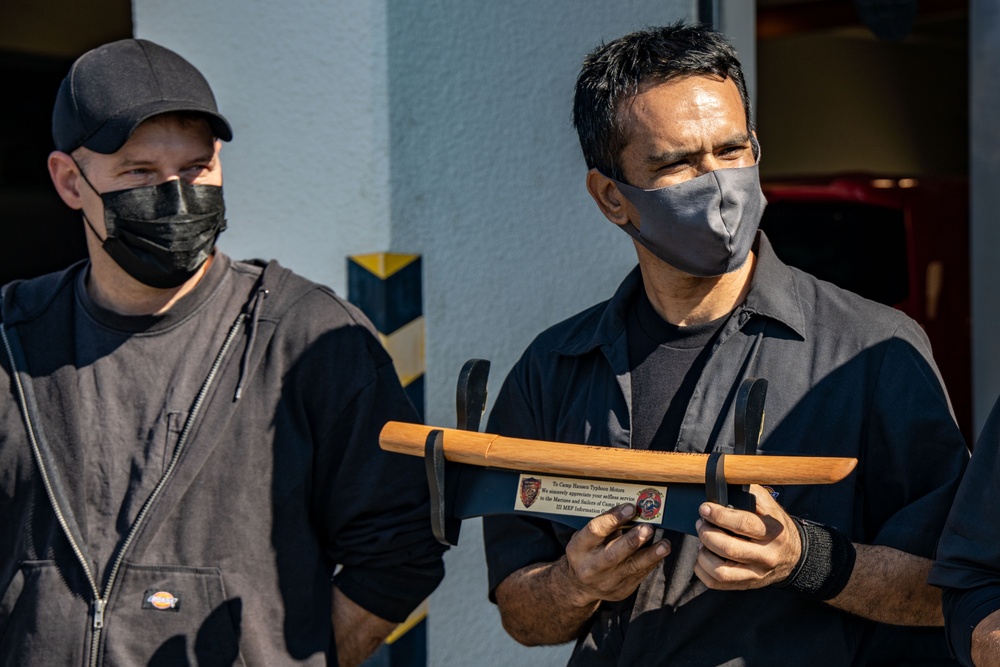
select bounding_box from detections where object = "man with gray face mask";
[0,38,446,666]
[482,23,968,665]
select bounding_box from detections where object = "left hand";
[693,484,802,590]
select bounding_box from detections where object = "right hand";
[562,503,671,606]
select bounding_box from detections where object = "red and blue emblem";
[520,477,542,508]
[635,488,662,521]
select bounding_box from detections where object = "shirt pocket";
[102,562,246,667]
[163,411,187,472]
[0,560,89,666]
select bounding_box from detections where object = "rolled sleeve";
[313,328,446,622]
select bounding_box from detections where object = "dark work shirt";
[482,232,968,666]
[627,286,728,452]
[931,394,1000,666]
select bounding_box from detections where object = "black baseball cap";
[52,38,233,154]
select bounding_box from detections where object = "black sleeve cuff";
[483,514,569,603]
[942,586,1000,667]
[334,563,444,623]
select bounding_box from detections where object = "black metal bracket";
[425,359,492,546]
[703,378,768,513]
[425,429,461,546]
[735,378,768,456]
[703,451,755,513]
[456,359,490,432]
[705,451,729,506]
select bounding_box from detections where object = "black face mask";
[77,169,227,289]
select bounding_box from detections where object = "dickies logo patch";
[142,590,181,612]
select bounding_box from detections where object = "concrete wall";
[134,0,393,292]
[720,0,756,111]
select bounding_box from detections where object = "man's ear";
[586,169,632,228]
[47,151,85,210]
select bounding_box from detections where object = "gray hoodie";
[0,254,445,665]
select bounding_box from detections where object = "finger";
[694,554,750,590]
[746,484,785,519]
[694,546,726,586]
[695,545,767,589]
[697,519,784,568]
[581,538,672,603]
[573,504,637,549]
[697,520,758,564]
[699,502,769,540]
[620,537,671,578]
[602,522,654,564]
[603,523,672,568]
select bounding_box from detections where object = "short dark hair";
[572,22,752,182]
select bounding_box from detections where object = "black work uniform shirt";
[483,233,968,666]
[930,393,1000,666]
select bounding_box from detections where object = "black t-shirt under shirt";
[626,286,729,452]
[617,287,732,645]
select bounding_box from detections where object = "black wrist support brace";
[772,517,857,600]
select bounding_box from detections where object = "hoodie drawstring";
[235,286,268,401]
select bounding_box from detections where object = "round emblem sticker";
[635,488,663,521]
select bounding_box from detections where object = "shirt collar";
[556,231,806,357]
[742,232,807,338]
[75,251,231,334]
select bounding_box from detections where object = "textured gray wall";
[134,0,393,294]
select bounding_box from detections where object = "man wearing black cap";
[0,38,445,666]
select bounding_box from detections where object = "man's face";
[73,115,222,235]
[616,75,754,191]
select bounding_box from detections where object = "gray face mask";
[611,160,767,277]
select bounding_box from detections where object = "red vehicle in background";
[760,175,972,442]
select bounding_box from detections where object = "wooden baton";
[379,421,857,485]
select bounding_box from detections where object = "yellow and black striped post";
[348,252,428,667]
[348,252,425,420]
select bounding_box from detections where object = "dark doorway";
[755,0,972,442]
[0,1,131,285]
